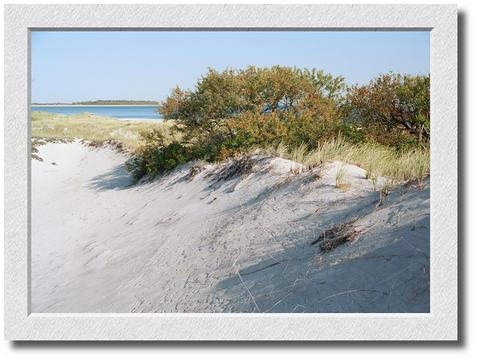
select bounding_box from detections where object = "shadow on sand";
[89,164,132,190]
[217,188,430,313]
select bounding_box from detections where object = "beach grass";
[261,138,430,184]
[32,112,429,184]
[31,111,174,150]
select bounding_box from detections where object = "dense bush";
[160,66,345,146]
[343,73,430,147]
[128,66,430,180]
[125,129,191,180]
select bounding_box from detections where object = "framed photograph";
[4,4,457,341]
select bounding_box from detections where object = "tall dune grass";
[265,138,430,183]
[32,112,429,184]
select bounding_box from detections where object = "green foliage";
[395,74,430,143]
[32,67,430,185]
[302,68,346,101]
[157,65,348,167]
[343,73,430,146]
[125,129,191,180]
[159,66,343,147]
[129,67,429,181]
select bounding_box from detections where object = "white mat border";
[4,4,457,341]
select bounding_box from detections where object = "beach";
[31,140,430,313]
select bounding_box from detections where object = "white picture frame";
[4,4,457,341]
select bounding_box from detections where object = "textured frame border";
[4,4,457,341]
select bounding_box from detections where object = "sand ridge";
[31,140,429,313]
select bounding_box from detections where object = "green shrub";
[159,66,344,146]
[126,142,191,180]
[343,73,430,147]
[124,67,429,182]
[125,128,191,180]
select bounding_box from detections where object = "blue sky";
[31,31,430,103]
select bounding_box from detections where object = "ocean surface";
[31,105,162,120]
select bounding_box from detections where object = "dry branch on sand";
[311,221,360,252]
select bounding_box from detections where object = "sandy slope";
[31,141,430,313]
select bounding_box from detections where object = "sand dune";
[31,140,429,313]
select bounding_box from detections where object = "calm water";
[31,105,162,120]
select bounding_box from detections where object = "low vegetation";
[31,138,44,161]
[33,66,430,187]
[128,66,430,184]
[31,111,175,151]
[244,138,429,186]
[335,163,349,190]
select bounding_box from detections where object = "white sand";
[32,141,430,313]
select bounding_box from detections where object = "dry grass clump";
[335,163,350,190]
[289,143,309,165]
[246,141,288,159]
[31,111,176,151]
[31,138,45,161]
[311,221,359,252]
[186,161,207,181]
[377,179,394,207]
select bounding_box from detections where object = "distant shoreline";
[31,110,161,122]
